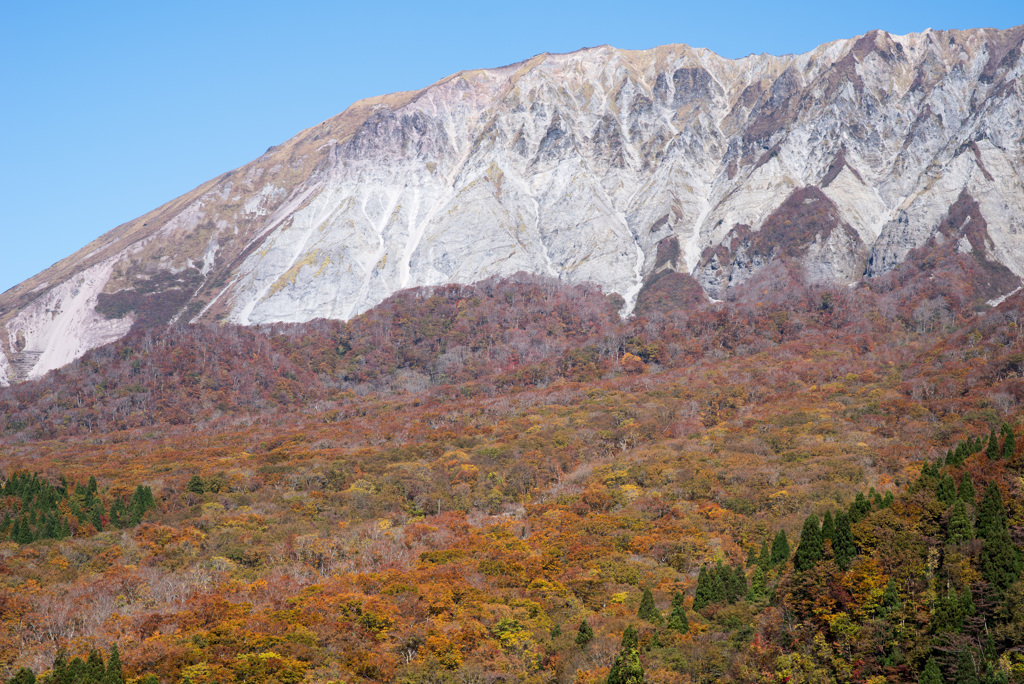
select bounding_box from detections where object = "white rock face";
[2,25,1024,382]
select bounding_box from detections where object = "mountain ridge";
[3,25,1024,384]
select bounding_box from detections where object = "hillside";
[2,268,1024,682]
[3,26,1024,383]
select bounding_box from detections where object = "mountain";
[3,25,1024,384]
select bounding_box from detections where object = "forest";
[2,252,1024,683]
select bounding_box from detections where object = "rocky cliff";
[3,25,1024,383]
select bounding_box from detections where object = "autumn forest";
[3,250,1024,683]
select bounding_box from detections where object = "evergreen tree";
[987,428,1000,460]
[882,491,895,508]
[85,649,105,683]
[920,656,944,684]
[938,474,958,505]
[770,530,790,567]
[187,475,205,494]
[50,649,69,684]
[709,565,727,606]
[747,565,767,603]
[878,578,901,617]
[104,644,125,684]
[981,524,1022,595]
[1001,423,1015,461]
[821,510,835,541]
[607,647,644,684]
[745,544,758,567]
[693,566,712,611]
[977,482,1007,541]
[833,512,856,570]
[757,537,772,571]
[620,625,638,651]
[15,516,33,544]
[793,514,823,572]
[953,648,980,684]
[87,475,98,495]
[8,668,35,684]
[947,499,974,546]
[959,475,976,503]
[637,587,663,625]
[575,619,594,647]
[727,564,747,603]
[667,592,689,634]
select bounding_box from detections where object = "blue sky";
[1,0,1020,294]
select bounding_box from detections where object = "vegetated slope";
[2,267,1024,682]
[3,25,1024,383]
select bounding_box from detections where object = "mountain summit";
[3,26,1024,384]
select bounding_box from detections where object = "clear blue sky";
[1,0,1020,294]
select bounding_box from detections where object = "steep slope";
[3,26,1024,384]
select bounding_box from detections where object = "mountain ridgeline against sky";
[3,25,1024,384]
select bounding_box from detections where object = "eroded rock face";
[2,26,1024,382]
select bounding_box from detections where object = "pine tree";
[938,474,958,505]
[620,625,638,651]
[946,499,974,546]
[977,482,1007,541]
[833,512,856,570]
[770,530,790,567]
[882,491,895,508]
[793,514,823,572]
[981,523,1022,595]
[729,564,747,603]
[85,648,105,683]
[667,592,689,634]
[757,537,772,571]
[607,647,644,684]
[747,565,767,603]
[575,619,594,647]
[50,649,70,684]
[821,510,835,541]
[986,428,1000,460]
[693,566,712,611]
[15,516,33,544]
[745,544,758,567]
[637,587,663,625]
[8,668,36,684]
[103,644,125,684]
[920,656,944,684]
[954,648,980,684]
[959,475,976,503]
[1001,424,1015,461]
[710,565,727,606]
[878,578,900,617]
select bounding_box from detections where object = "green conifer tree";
[729,564,747,603]
[920,656,944,684]
[637,587,663,625]
[821,510,835,541]
[981,523,1022,595]
[103,644,125,684]
[693,566,712,611]
[986,428,1000,460]
[1001,424,1015,461]
[947,499,974,546]
[749,565,768,603]
[607,647,644,684]
[793,514,823,572]
[757,537,772,571]
[709,565,727,606]
[977,482,1007,541]
[878,578,901,617]
[50,649,69,684]
[575,619,594,647]
[953,648,980,684]
[667,593,689,634]
[745,544,758,567]
[938,474,958,505]
[85,648,105,683]
[833,512,856,570]
[770,530,790,567]
[8,668,36,684]
[959,475,976,503]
